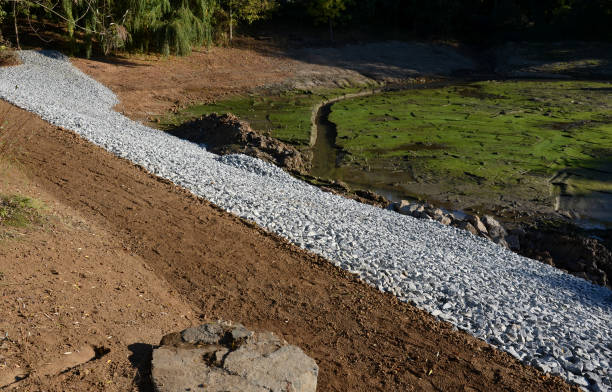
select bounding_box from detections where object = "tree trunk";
[13,0,20,49]
[229,2,233,42]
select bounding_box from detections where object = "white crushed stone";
[1,50,610,391]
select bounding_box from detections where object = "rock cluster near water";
[169,113,309,174]
[152,321,318,392]
[520,231,611,289]
[388,200,518,249]
[388,199,612,288]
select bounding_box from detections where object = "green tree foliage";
[70,0,217,55]
[306,0,349,25]
[0,0,610,57]
[233,0,276,23]
[126,0,217,55]
[1,0,217,56]
[306,0,351,40]
[218,0,276,41]
[280,0,612,42]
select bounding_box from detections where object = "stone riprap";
[0,51,610,391]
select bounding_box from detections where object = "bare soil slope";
[72,39,474,125]
[72,41,296,123]
[0,101,578,391]
[0,108,197,391]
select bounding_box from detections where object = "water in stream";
[310,102,418,203]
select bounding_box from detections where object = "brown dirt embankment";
[169,113,309,173]
[71,40,297,124]
[0,101,578,391]
[0,106,197,391]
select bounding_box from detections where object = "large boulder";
[437,215,452,226]
[459,221,479,236]
[152,321,318,392]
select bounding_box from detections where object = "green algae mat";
[330,80,612,198]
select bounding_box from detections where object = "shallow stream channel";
[311,97,420,202]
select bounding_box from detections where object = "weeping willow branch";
[5,0,218,56]
[6,0,100,35]
[12,0,19,49]
[27,13,53,43]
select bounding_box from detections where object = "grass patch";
[0,195,45,228]
[329,80,612,196]
[158,87,365,146]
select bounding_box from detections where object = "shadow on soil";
[233,37,480,81]
[290,41,479,80]
[128,343,155,392]
[77,54,149,68]
[493,41,612,79]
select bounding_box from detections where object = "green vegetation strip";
[330,80,612,194]
[160,88,364,146]
[0,194,44,228]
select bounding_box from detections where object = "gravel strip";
[1,51,610,391]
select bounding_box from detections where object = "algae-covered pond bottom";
[311,80,612,229]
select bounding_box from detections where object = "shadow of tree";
[78,54,148,68]
[34,49,146,68]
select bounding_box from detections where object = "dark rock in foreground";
[152,321,318,392]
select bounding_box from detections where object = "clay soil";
[0,97,580,391]
[71,40,295,123]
